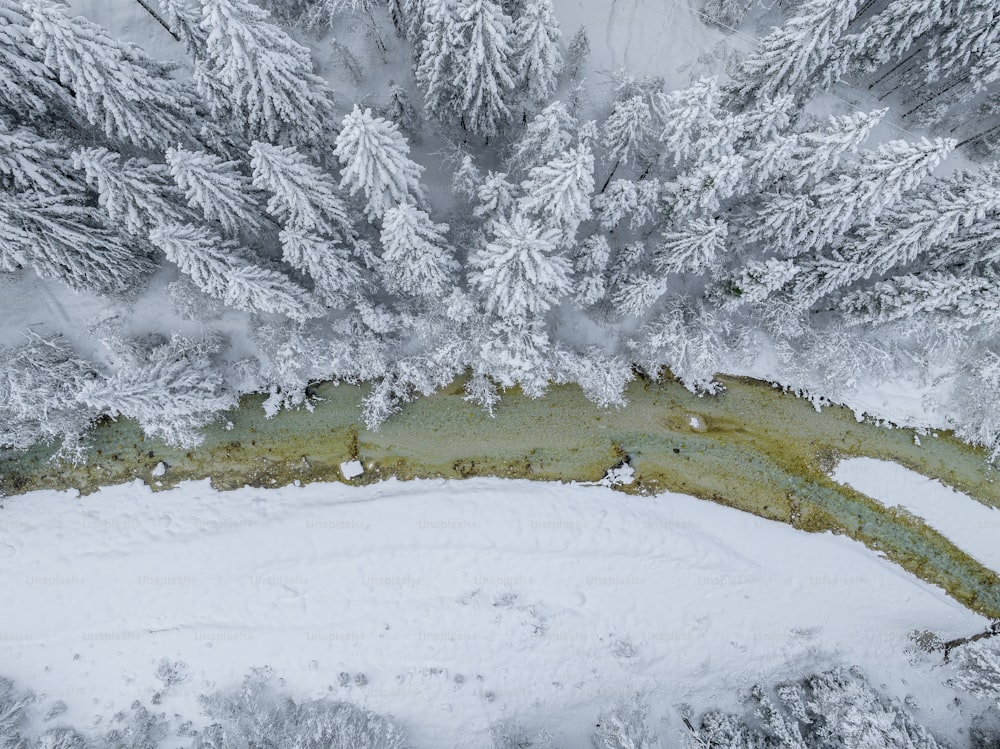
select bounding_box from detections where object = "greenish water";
[2,374,999,616]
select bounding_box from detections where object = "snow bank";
[0,478,980,746]
[834,457,1000,574]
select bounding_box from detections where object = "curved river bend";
[2,375,999,617]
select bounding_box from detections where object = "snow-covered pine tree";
[157,0,238,117]
[452,152,483,197]
[380,202,457,297]
[518,139,595,242]
[0,0,69,118]
[592,178,660,231]
[834,0,944,82]
[803,137,952,244]
[602,95,654,183]
[451,0,516,136]
[158,0,208,55]
[278,228,365,307]
[507,100,576,173]
[573,234,610,306]
[166,145,265,237]
[784,161,1000,308]
[414,0,459,125]
[24,0,198,150]
[512,0,562,105]
[668,150,745,217]
[384,81,420,136]
[474,317,553,396]
[0,121,81,194]
[470,212,571,323]
[473,171,518,221]
[73,147,189,236]
[782,109,885,190]
[80,334,236,448]
[333,106,424,219]
[0,190,152,293]
[149,221,322,320]
[751,137,952,258]
[248,140,353,237]
[198,0,335,144]
[564,25,589,81]
[726,0,859,106]
[925,0,999,89]
[652,76,723,165]
[655,217,729,275]
[840,269,1000,329]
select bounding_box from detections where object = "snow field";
[0,477,983,747]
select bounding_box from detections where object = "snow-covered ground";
[834,457,1000,574]
[0,478,983,746]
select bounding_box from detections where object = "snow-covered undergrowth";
[0,477,991,747]
[833,457,1000,574]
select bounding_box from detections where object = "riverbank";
[2,374,999,616]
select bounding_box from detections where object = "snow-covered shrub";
[686,668,942,749]
[33,727,89,749]
[102,702,169,749]
[0,678,33,749]
[952,351,1000,462]
[490,719,558,748]
[195,667,409,749]
[631,302,729,395]
[592,695,659,749]
[950,637,1000,709]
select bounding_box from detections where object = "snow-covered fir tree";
[0,190,153,293]
[379,202,457,297]
[652,76,723,165]
[727,0,860,105]
[248,140,353,237]
[24,0,199,149]
[655,217,729,276]
[450,0,516,136]
[470,212,571,323]
[414,0,459,124]
[166,145,266,237]
[79,334,237,448]
[518,138,595,242]
[149,221,322,320]
[73,147,189,236]
[473,171,518,222]
[507,100,577,173]
[602,95,654,180]
[0,122,81,194]
[333,105,424,219]
[512,0,562,105]
[198,0,335,144]
[0,0,70,118]
[751,137,952,258]
[593,178,660,231]
[782,161,1000,308]
[0,333,102,454]
[278,228,366,307]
